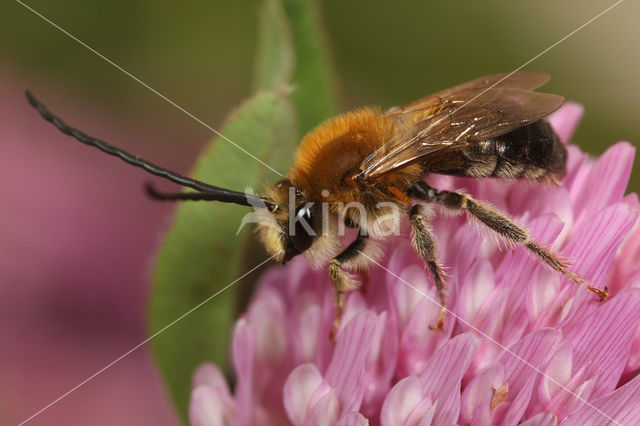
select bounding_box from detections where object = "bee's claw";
[429,307,446,332]
[429,322,444,332]
[588,285,608,302]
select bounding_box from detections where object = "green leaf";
[255,0,339,135]
[281,0,339,134]
[149,90,297,422]
[253,0,295,91]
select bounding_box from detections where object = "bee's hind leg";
[407,181,607,301]
[408,204,447,331]
[329,229,369,342]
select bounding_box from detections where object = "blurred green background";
[2,0,638,424]
[3,0,638,186]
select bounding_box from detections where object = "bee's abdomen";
[491,120,566,180]
[428,120,566,181]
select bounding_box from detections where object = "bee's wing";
[359,72,564,183]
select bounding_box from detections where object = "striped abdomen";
[424,119,567,181]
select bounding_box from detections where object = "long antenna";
[25,90,275,210]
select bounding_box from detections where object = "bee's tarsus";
[588,285,609,302]
[429,312,446,332]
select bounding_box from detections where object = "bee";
[26,72,607,337]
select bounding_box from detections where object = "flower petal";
[457,258,496,326]
[571,142,635,227]
[419,333,480,425]
[388,259,433,329]
[399,296,448,377]
[624,319,640,376]
[290,292,323,365]
[326,311,378,415]
[232,318,256,426]
[362,311,399,417]
[380,376,434,426]
[560,372,640,425]
[336,412,370,426]
[306,388,340,426]
[543,364,596,419]
[189,385,234,426]
[568,203,638,294]
[548,102,583,143]
[460,364,505,424]
[562,146,592,198]
[448,221,485,283]
[499,329,562,398]
[536,340,573,408]
[193,362,231,393]
[565,288,640,399]
[283,363,325,426]
[248,286,288,367]
[489,329,562,425]
[520,412,558,426]
[537,203,638,329]
[499,379,536,426]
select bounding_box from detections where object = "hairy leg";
[409,205,447,331]
[407,181,607,301]
[329,230,369,341]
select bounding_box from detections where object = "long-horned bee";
[26,72,607,335]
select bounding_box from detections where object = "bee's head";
[257,179,319,263]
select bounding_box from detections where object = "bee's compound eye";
[291,205,315,254]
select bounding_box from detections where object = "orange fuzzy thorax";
[288,107,421,206]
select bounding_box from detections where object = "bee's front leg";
[329,230,368,342]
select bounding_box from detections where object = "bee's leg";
[409,205,447,331]
[407,181,607,301]
[329,230,369,341]
[344,216,371,294]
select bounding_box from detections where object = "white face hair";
[253,181,403,268]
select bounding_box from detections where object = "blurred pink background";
[0,70,199,425]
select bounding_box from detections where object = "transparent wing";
[359,72,564,183]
